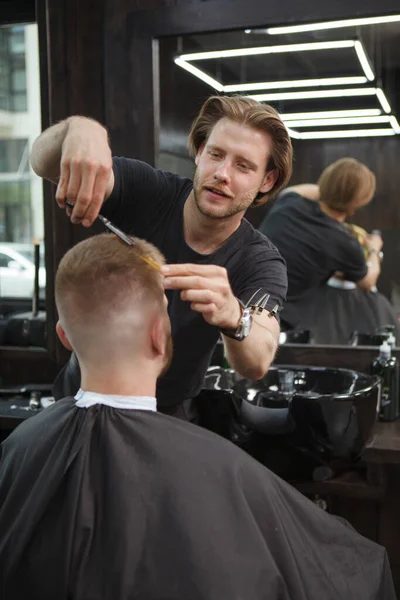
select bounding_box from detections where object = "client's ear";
[150,315,167,358]
[56,321,73,351]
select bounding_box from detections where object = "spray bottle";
[372,341,399,421]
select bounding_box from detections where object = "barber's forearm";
[30,116,106,182]
[283,184,320,201]
[357,253,381,291]
[30,120,69,181]
[222,324,278,380]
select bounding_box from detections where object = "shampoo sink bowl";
[198,366,380,482]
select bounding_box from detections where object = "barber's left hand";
[161,263,241,329]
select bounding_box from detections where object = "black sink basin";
[199,365,380,482]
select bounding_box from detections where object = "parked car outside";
[0,243,46,299]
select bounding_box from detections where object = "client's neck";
[79,359,158,397]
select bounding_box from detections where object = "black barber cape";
[0,397,395,600]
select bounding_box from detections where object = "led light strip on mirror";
[262,14,400,35]
[174,39,375,91]
[174,33,398,138]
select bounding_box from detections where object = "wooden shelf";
[293,469,385,500]
[363,421,400,464]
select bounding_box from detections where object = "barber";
[31,95,292,421]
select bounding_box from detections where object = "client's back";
[1,396,395,600]
[0,235,395,600]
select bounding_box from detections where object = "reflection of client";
[0,234,396,599]
[259,158,381,331]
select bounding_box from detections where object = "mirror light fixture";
[248,87,391,114]
[292,129,396,139]
[283,116,396,128]
[285,115,400,139]
[281,109,382,120]
[174,39,375,92]
[178,40,355,61]
[223,76,367,92]
[263,14,400,35]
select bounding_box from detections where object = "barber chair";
[196,366,379,483]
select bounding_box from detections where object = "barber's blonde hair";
[188,95,293,202]
[55,234,165,331]
[318,158,376,213]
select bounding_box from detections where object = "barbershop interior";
[2,0,400,597]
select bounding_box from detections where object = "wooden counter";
[364,420,400,464]
[292,419,400,596]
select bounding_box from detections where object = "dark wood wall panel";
[159,37,213,160]
[1,0,35,24]
[41,0,106,363]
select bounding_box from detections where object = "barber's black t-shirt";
[101,158,287,406]
[259,191,368,328]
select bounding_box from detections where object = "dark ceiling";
[182,22,400,71]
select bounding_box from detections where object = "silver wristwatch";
[219,299,253,342]
[367,248,384,262]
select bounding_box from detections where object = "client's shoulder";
[2,397,77,448]
[154,412,260,470]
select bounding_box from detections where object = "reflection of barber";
[304,223,400,345]
[259,158,381,330]
[31,95,293,421]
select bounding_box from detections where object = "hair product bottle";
[372,341,399,421]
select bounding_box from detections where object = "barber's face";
[193,118,277,220]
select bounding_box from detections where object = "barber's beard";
[193,169,259,219]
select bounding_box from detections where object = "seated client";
[0,234,395,599]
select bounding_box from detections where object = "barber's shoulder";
[247,224,284,255]
[276,189,304,204]
[164,416,249,459]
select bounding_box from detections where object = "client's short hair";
[318,158,376,213]
[55,234,165,340]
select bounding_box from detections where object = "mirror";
[158,16,400,348]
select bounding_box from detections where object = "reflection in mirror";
[159,15,400,347]
[0,23,46,347]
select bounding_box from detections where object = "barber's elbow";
[250,367,269,381]
[357,280,374,292]
[238,359,272,381]
[357,273,378,292]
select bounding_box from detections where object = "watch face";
[236,308,252,339]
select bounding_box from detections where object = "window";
[0,23,44,300]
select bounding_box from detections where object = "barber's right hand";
[55,117,113,227]
[365,233,383,252]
